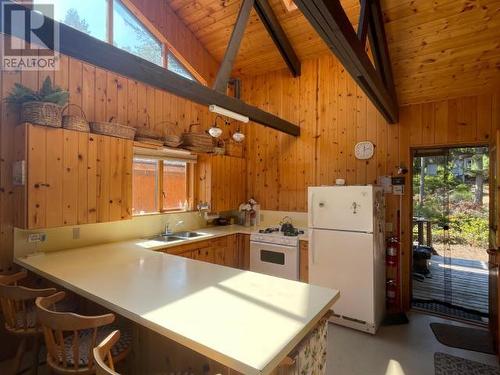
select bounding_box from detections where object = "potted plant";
[6,76,69,128]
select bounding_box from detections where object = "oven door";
[249,241,299,281]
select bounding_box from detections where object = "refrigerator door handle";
[310,232,315,264]
[309,193,315,228]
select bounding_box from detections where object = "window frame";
[132,156,195,216]
[114,0,207,84]
[41,0,206,84]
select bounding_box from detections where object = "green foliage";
[63,8,90,35]
[6,76,69,106]
[431,213,489,248]
[450,184,474,203]
[413,148,489,249]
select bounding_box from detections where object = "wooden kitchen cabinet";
[299,240,309,283]
[213,235,239,267]
[193,246,215,263]
[196,155,246,212]
[238,233,250,270]
[159,234,246,269]
[14,123,133,229]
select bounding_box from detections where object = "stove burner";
[283,229,305,237]
[259,227,280,234]
[258,226,304,237]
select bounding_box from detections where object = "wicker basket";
[90,117,136,140]
[62,104,89,132]
[21,101,63,128]
[135,127,163,140]
[182,133,214,153]
[181,123,214,153]
[164,135,182,148]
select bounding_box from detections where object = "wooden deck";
[412,255,488,314]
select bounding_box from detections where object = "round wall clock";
[354,141,375,160]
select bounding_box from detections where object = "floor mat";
[430,323,495,354]
[434,352,499,375]
[413,300,486,322]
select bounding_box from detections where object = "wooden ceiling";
[167,0,500,105]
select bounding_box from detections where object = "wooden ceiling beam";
[2,0,300,136]
[357,0,370,45]
[213,0,255,93]
[293,0,399,123]
[254,0,301,77]
[367,0,397,101]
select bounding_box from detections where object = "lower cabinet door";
[193,247,215,263]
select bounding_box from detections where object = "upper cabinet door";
[20,124,133,229]
[197,155,246,213]
[308,186,374,233]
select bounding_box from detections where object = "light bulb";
[208,126,223,138]
[232,131,245,142]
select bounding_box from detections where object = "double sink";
[149,231,206,243]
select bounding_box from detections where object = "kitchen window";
[132,154,194,215]
[34,0,203,82]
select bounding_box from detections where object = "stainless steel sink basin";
[173,231,205,238]
[149,235,184,242]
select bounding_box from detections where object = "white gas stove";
[249,225,304,281]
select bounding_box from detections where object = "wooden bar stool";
[93,330,121,375]
[36,291,132,375]
[0,270,57,375]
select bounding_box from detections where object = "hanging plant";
[5,76,69,128]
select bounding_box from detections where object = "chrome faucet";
[165,219,184,235]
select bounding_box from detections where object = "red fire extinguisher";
[386,237,399,266]
[386,279,397,307]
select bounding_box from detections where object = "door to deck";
[411,146,490,324]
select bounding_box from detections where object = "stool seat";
[58,326,132,368]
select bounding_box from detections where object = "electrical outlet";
[27,233,46,243]
[386,222,393,232]
[260,214,264,222]
[72,227,80,240]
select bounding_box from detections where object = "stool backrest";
[36,291,115,373]
[94,330,121,375]
[0,270,56,332]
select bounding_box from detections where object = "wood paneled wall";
[242,54,500,308]
[0,32,230,270]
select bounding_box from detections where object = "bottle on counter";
[250,208,256,227]
[244,211,251,227]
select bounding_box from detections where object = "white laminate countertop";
[129,225,308,252]
[15,239,335,375]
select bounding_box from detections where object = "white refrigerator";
[308,186,386,334]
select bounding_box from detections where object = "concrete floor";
[328,311,499,375]
[1,311,498,375]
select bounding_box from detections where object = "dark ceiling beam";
[367,0,397,100]
[213,0,255,93]
[254,0,301,77]
[1,0,300,136]
[293,0,399,123]
[357,0,370,45]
